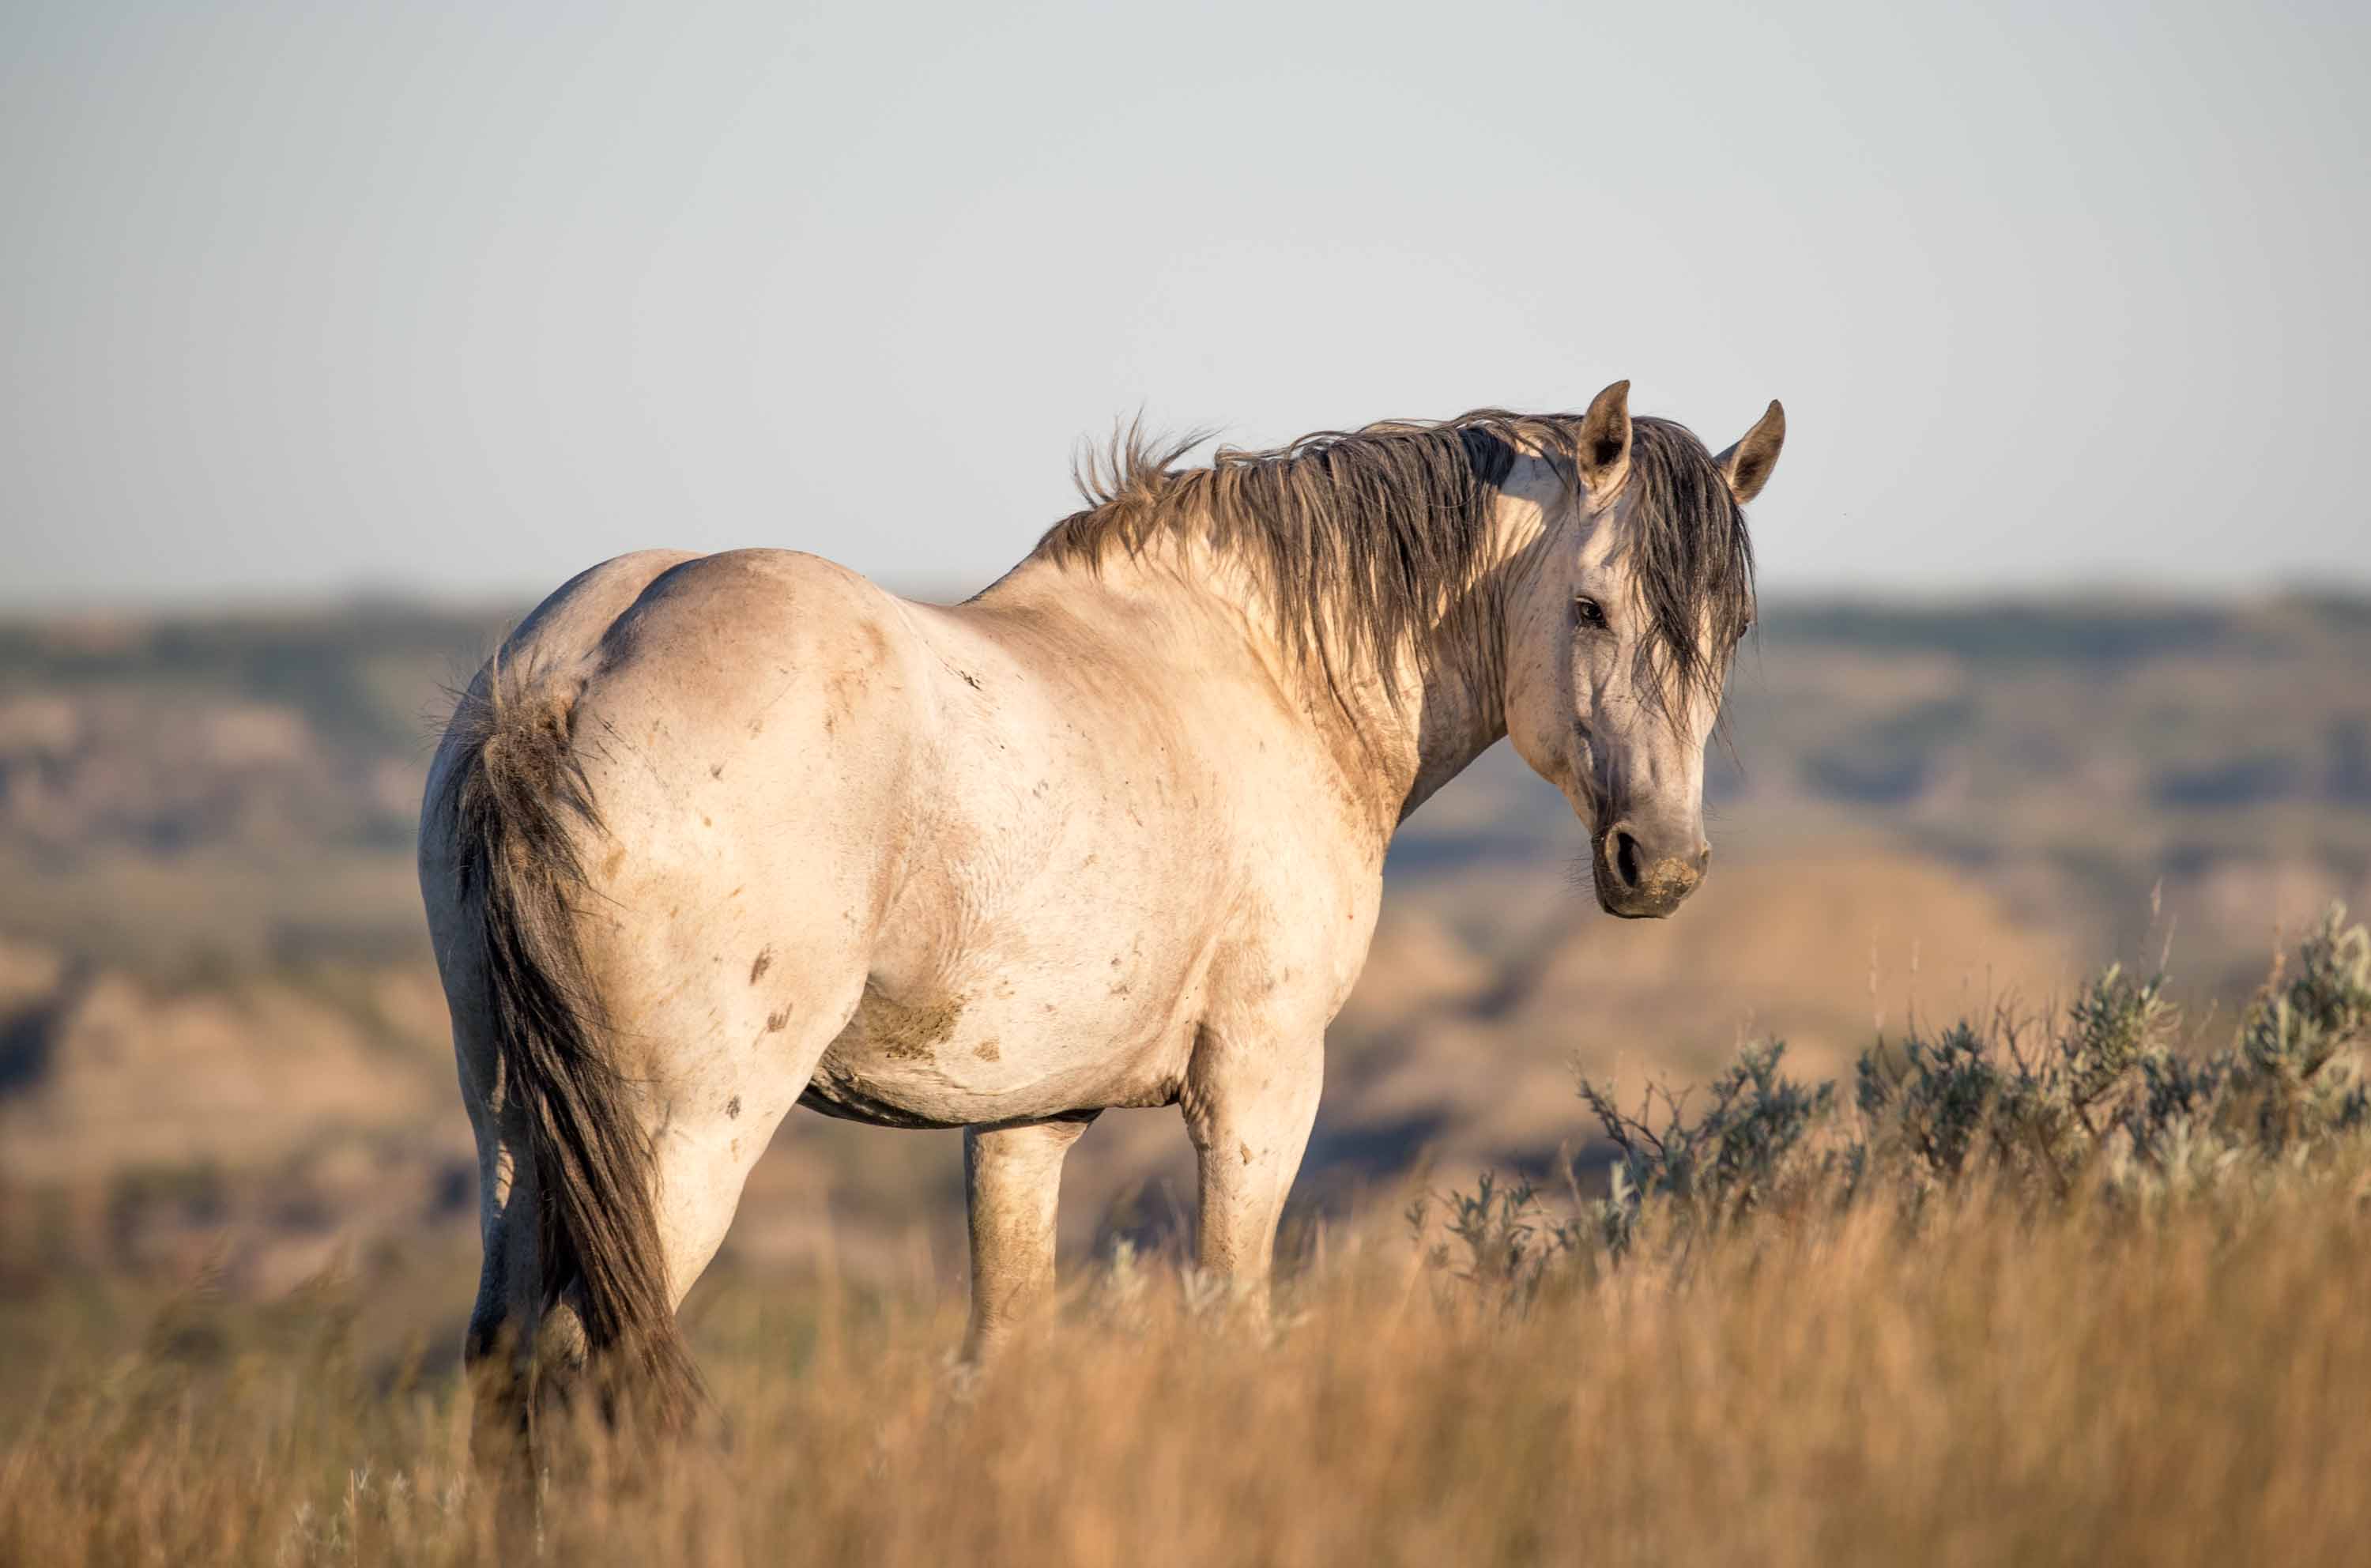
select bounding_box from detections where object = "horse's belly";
[800,979,1191,1129]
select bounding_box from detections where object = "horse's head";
[1501,381,1784,919]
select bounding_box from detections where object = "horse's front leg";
[962,1113,1098,1361]
[1182,1033,1325,1329]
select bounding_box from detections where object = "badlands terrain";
[2,591,2366,1300]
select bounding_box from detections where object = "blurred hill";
[3,591,2367,1297]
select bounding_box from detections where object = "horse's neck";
[1077,535,1516,831]
[982,508,1519,833]
[1366,580,1513,824]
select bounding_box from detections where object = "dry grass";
[4,1160,2369,1567]
[5,913,2365,1566]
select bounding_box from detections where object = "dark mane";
[1032,408,1755,711]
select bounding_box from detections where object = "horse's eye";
[1574,597,1608,628]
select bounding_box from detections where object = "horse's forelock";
[1615,416,1758,722]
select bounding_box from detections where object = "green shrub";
[1427,903,2371,1292]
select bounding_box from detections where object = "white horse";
[417,380,1783,1446]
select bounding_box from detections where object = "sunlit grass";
[4,911,2365,1566]
[6,1173,2369,1566]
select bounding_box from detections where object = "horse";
[417,379,1785,1449]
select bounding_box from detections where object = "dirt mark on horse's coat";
[865,992,967,1061]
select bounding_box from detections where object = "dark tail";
[439,661,702,1428]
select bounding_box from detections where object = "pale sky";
[3,0,2365,607]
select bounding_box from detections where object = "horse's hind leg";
[962,1113,1099,1361]
[451,984,845,1461]
[440,959,526,1460]
[451,989,606,1478]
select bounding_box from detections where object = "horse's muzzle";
[1592,821,1710,919]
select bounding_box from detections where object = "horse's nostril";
[1614,831,1642,890]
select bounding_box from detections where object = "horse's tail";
[439,660,702,1428]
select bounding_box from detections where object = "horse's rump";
[437,661,703,1428]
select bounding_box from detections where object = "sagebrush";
[1425,903,2370,1291]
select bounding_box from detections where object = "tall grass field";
[4,909,2365,1566]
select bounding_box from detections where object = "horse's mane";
[1031,408,1756,710]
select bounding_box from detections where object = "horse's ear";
[1577,379,1631,499]
[1716,400,1785,503]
